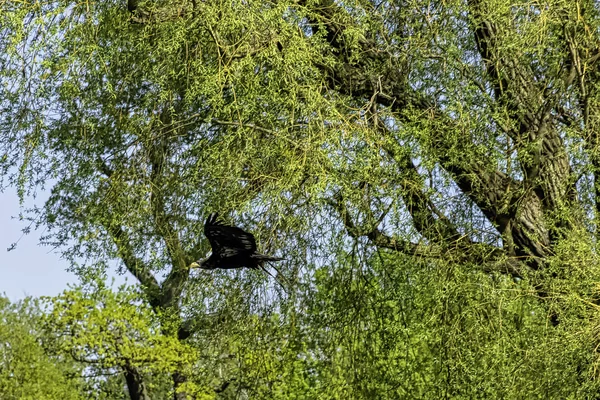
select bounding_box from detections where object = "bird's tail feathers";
[251,253,289,291]
[252,253,284,262]
[258,264,290,293]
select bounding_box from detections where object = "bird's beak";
[189,261,201,269]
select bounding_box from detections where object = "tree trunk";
[173,371,194,400]
[124,365,151,400]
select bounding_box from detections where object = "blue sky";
[0,187,79,300]
[0,186,129,301]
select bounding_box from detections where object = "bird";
[190,213,284,271]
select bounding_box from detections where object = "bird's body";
[190,213,283,270]
[202,252,283,270]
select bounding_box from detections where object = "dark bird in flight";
[190,213,283,271]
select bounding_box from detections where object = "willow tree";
[2,0,600,398]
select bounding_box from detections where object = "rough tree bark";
[124,365,151,400]
[297,0,600,334]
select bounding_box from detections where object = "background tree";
[43,283,201,400]
[0,297,85,399]
[2,0,600,398]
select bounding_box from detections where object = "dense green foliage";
[2,0,600,398]
[0,297,85,399]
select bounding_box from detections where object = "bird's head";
[189,252,213,270]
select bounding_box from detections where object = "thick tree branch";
[468,0,577,215]
[327,191,440,257]
[173,371,189,400]
[106,224,162,308]
[305,1,545,270]
[382,137,462,243]
[98,160,161,306]
[301,0,556,269]
[328,191,523,276]
[146,109,197,400]
[300,0,518,228]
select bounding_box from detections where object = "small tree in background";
[0,297,85,399]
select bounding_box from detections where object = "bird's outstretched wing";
[204,213,257,256]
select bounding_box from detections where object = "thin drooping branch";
[212,118,276,136]
[148,110,191,309]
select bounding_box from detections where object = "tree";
[2,0,600,397]
[42,283,202,400]
[0,297,85,399]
